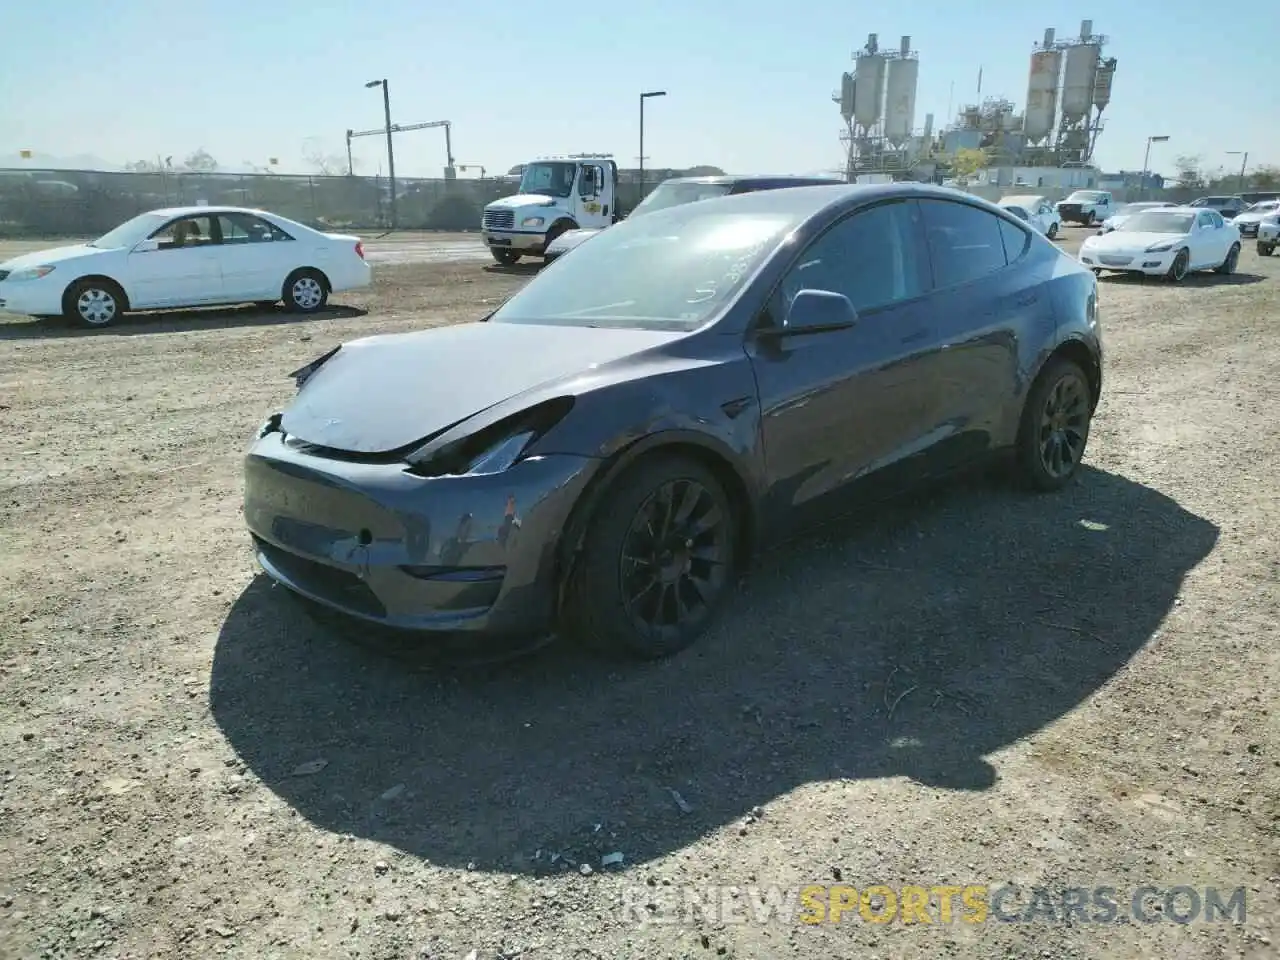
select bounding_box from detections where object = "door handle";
[1017,293,1038,307]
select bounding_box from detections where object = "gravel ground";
[1,227,1278,959]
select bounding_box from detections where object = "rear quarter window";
[999,218,1031,262]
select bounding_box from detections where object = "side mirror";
[775,289,859,336]
[133,238,160,252]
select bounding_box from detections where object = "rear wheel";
[1085,211,1097,226]
[1215,242,1240,275]
[64,278,125,328]
[1258,241,1275,257]
[490,248,521,266]
[563,455,738,660]
[1014,357,1093,492]
[282,269,328,313]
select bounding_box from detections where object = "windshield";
[1193,198,1232,208]
[632,181,734,217]
[518,162,576,198]
[488,205,801,331]
[1117,211,1195,234]
[1066,191,1106,202]
[1246,201,1280,213]
[89,212,169,248]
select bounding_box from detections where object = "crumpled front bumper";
[243,432,598,636]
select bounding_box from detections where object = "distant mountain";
[4,151,124,171]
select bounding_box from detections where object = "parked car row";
[0,206,371,327]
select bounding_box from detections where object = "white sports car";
[0,206,371,327]
[1078,206,1241,282]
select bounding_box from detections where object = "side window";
[999,218,1030,262]
[151,215,216,250]
[919,200,1009,288]
[219,213,292,244]
[1196,212,1214,229]
[778,200,926,314]
[579,165,603,197]
[1210,212,1224,228]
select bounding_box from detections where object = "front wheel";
[1165,248,1190,283]
[490,248,521,266]
[1215,243,1240,275]
[1085,212,1097,226]
[283,269,329,313]
[563,455,738,660]
[1047,222,1059,240]
[64,278,125,328]
[1014,357,1093,492]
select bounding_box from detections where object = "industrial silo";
[884,36,919,147]
[1024,28,1062,145]
[839,71,856,123]
[853,34,887,134]
[1092,57,1117,112]
[1060,21,1100,128]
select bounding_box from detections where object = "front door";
[214,211,296,301]
[126,214,223,308]
[576,163,612,228]
[1188,210,1226,268]
[746,198,945,531]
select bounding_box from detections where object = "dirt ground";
[1,227,1278,959]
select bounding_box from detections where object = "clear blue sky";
[2,0,1277,179]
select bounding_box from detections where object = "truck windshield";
[518,162,576,198]
[1066,191,1106,203]
[633,181,734,216]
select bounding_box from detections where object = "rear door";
[916,197,1050,466]
[746,197,947,526]
[214,212,298,301]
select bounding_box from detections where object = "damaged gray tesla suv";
[243,184,1102,660]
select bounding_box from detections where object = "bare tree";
[182,149,219,173]
[302,138,349,176]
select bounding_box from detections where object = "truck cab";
[480,154,618,265]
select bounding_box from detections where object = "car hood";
[0,243,102,271]
[1233,212,1270,224]
[1087,230,1186,252]
[280,321,684,455]
[486,194,557,210]
[546,228,603,253]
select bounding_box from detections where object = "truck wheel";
[541,221,575,261]
[1086,212,1097,226]
[491,249,521,266]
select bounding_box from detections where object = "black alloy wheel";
[1014,357,1093,492]
[1165,249,1190,283]
[564,455,737,659]
[1215,243,1240,275]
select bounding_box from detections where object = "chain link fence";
[0,167,689,238]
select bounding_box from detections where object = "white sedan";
[1078,206,1241,282]
[0,206,371,327]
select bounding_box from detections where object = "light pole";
[1140,135,1169,200]
[638,90,666,205]
[1226,150,1248,194]
[366,79,397,228]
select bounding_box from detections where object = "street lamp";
[1140,135,1169,200]
[1226,150,1248,194]
[638,90,667,203]
[366,79,397,229]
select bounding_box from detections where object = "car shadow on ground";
[482,262,543,277]
[210,465,1218,875]
[1099,271,1265,287]
[0,304,367,340]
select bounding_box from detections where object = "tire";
[563,454,738,660]
[1164,248,1190,283]
[1085,212,1097,226]
[541,221,575,260]
[1091,267,1103,277]
[1215,242,1241,275]
[282,269,328,313]
[1047,222,1059,240]
[490,248,521,266]
[1013,356,1093,493]
[63,278,125,328]
[1257,241,1274,257]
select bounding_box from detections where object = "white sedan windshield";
[1117,211,1194,234]
[89,212,170,249]
[489,207,800,331]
